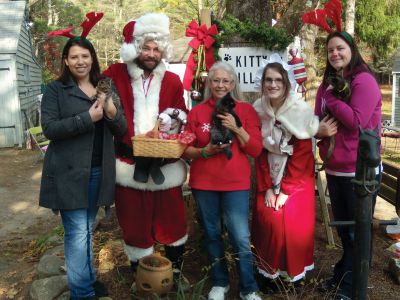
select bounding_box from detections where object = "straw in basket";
[131,119,187,158]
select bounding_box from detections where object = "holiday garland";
[213,14,292,52]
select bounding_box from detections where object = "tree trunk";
[226,0,272,25]
[299,25,320,104]
[344,0,355,35]
[275,0,318,37]
[216,0,226,19]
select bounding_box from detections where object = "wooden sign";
[218,47,286,92]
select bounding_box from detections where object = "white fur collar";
[253,95,319,140]
[126,61,167,134]
[116,159,187,191]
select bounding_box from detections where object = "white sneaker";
[208,285,230,300]
[240,292,262,300]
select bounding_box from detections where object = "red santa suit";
[104,61,188,262]
[251,95,318,282]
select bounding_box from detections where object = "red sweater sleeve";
[280,138,314,195]
[240,103,262,158]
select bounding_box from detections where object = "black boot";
[130,260,139,273]
[133,157,151,183]
[93,280,108,297]
[165,245,190,291]
[165,245,184,270]
[149,158,165,185]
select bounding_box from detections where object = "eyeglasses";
[264,77,283,85]
[211,79,233,86]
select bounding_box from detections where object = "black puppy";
[210,93,242,160]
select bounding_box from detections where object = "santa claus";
[103,12,189,290]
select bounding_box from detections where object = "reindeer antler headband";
[302,0,353,44]
[47,11,104,43]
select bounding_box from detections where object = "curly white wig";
[120,13,172,62]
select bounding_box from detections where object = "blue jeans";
[60,167,101,299]
[192,189,259,295]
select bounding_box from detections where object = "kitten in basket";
[211,93,242,160]
[133,109,187,185]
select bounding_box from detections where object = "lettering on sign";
[218,48,286,92]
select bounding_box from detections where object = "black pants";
[326,170,381,297]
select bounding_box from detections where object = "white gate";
[0,59,19,147]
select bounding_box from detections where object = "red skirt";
[251,179,315,281]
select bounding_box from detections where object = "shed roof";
[393,47,400,74]
[0,1,26,54]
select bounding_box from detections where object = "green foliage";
[42,68,56,84]
[356,0,400,61]
[214,14,292,51]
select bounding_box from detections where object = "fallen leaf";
[6,287,19,299]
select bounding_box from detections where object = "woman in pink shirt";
[315,31,382,300]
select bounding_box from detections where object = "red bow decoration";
[183,20,218,91]
[302,0,342,33]
[47,11,104,39]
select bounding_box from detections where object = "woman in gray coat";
[39,36,126,300]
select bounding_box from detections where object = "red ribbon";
[183,20,218,91]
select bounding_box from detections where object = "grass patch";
[25,224,64,258]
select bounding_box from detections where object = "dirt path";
[0,148,60,299]
[0,148,400,299]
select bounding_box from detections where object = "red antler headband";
[48,11,104,40]
[302,0,342,33]
[302,0,354,43]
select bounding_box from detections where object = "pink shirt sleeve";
[324,72,381,129]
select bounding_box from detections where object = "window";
[23,64,30,83]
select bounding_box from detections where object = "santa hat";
[120,13,170,62]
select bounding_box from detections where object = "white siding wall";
[16,20,42,131]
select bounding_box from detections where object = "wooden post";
[316,169,335,247]
[200,8,211,28]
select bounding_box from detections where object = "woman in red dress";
[251,53,319,288]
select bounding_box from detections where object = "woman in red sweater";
[184,61,262,300]
[251,53,319,291]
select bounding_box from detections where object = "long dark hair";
[261,62,291,101]
[57,38,102,86]
[322,31,373,86]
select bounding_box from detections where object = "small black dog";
[210,93,242,160]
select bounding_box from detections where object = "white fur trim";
[253,95,319,140]
[126,62,167,135]
[167,234,188,247]
[135,13,170,37]
[120,43,138,63]
[257,263,314,282]
[124,243,154,262]
[116,158,187,191]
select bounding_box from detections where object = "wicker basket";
[131,120,186,158]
